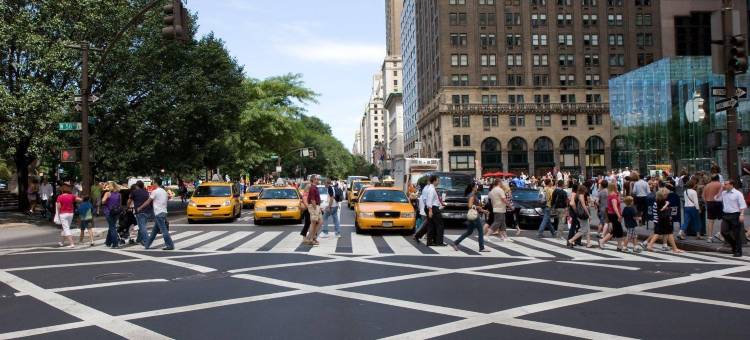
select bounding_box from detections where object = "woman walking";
[647,188,683,253]
[27,178,39,215]
[678,180,701,240]
[55,184,79,248]
[568,185,593,248]
[597,180,609,237]
[102,182,123,248]
[77,196,95,246]
[599,182,625,250]
[452,183,490,252]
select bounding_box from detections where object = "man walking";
[303,175,323,245]
[551,180,569,236]
[39,178,53,219]
[128,181,151,245]
[488,179,509,239]
[415,175,444,246]
[631,173,649,226]
[716,179,746,257]
[320,179,342,238]
[140,178,174,250]
[537,179,556,237]
[703,175,724,243]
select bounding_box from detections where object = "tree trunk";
[14,143,29,212]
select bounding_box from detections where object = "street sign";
[58,122,82,131]
[712,87,748,98]
[73,94,100,103]
[716,96,739,112]
[275,166,282,173]
[60,149,78,163]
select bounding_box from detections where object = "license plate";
[382,221,393,227]
[203,212,213,216]
[272,213,281,219]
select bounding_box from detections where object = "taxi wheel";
[187,219,195,224]
[355,221,363,234]
[254,219,263,226]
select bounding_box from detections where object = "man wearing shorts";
[703,175,723,243]
[488,180,508,234]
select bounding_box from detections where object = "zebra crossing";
[106,229,747,263]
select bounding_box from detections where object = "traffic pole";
[80,42,92,197]
[723,0,739,181]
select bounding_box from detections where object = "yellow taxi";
[253,185,302,225]
[347,180,370,209]
[354,187,416,234]
[187,182,242,224]
[242,184,271,208]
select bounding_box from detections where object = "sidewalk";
[635,225,749,253]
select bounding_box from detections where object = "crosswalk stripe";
[514,237,599,260]
[149,230,201,248]
[382,235,422,255]
[635,249,705,262]
[350,232,379,255]
[194,231,254,251]
[233,231,282,251]
[542,238,622,260]
[427,238,463,256]
[308,235,339,255]
[449,235,509,257]
[176,231,227,249]
[484,237,556,258]
[270,232,304,252]
[442,234,480,256]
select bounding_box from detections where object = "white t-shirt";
[39,183,54,200]
[150,187,169,215]
[489,187,507,213]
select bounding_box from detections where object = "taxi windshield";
[360,190,409,203]
[353,182,369,191]
[193,186,231,197]
[260,189,299,200]
[248,186,265,193]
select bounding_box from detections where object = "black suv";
[417,172,473,222]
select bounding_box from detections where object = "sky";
[187,0,386,151]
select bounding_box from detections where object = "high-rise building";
[386,0,404,56]
[401,0,746,176]
[361,73,384,164]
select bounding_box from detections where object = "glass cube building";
[609,57,750,177]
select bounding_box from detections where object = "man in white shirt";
[414,175,445,246]
[488,180,508,234]
[631,173,650,226]
[716,180,746,257]
[138,178,174,250]
[39,178,54,219]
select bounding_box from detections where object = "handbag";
[53,208,61,225]
[467,207,478,221]
[576,197,589,219]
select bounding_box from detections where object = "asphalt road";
[1,203,750,339]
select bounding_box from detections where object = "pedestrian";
[452,182,489,252]
[631,173,649,226]
[128,181,151,245]
[702,174,724,243]
[503,182,521,236]
[678,180,701,240]
[320,179,342,238]
[551,180,569,237]
[26,177,39,215]
[715,179,746,257]
[568,185,593,248]
[599,182,625,250]
[647,188,682,253]
[488,179,509,241]
[39,178,53,219]
[77,196,95,246]
[91,182,102,216]
[413,185,429,243]
[102,182,123,248]
[536,179,556,238]
[415,175,443,246]
[141,178,174,250]
[178,178,188,205]
[566,181,581,243]
[55,184,79,248]
[621,196,640,252]
[299,183,311,238]
[303,175,323,246]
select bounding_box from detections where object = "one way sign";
[712,87,747,99]
[716,96,739,112]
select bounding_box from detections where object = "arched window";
[559,136,580,169]
[481,138,502,171]
[585,136,606,175]
[508,137,528,168]
[534,137,554,166]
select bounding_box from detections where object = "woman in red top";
[599,182,625,250]
[56,184,81,248]
[303,176,322,246]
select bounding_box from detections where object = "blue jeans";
[537,207,555,236]
[135,213,150,243]
[321,205,341,235]
[681,206,700,234]
[145,213,174,249]
[455,218,484,250]
[105,214,119,247]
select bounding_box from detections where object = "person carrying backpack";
[551,180,569,236]
[320,179,342,238]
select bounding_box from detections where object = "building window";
[483,114,499,129]
[462,135,471,146]
[480,34,497,47]
[582,14,598,26]
[607,0,623,6]
[508,94,524,104]
[451,74,469,86]
[449,12,468,25]
[608,54,625,66]
[587,113,603,125]
[584,54,600,66]
[585,74,600,86]
[507,74,523,86]
[582,0,597,6]
[535,113,551,127]
[635,0,652,6]
[480,74,498,86]
[637,53,654,66]
[507,54,523,66]
[559,54,574,66]
[449,152,476,171]
[531,14,547,26]
[480,54,497,66]
[452,94,470,104]
[532,34,548,46]
[561,114,577,127]
[533,74,550,86]
[504,0,521,4]
[559,74,575,86]
[479,0,496,4]
[557,34,573,46]
[504,12,521,25]
[509,114,525,127]
[583,34,599,46]
[479,13,497,26]
[450,33,468,46]
[453,135,461,147]
[482,95,499,104]
[449,0,466,5]
[533,54,549,66]
[636,14,652,26]
[586,94,602,102]
[534,94,550,103]
[506,34,522,47]
[636,33,654,47]
[557,0,572,5]
[461,115,470,127]
[531,0,547,4]
[608,34,624,46]
[560,94,576,103]
[607,14,623,26]
[453,115,461,127]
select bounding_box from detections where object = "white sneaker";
[320,233,329,239]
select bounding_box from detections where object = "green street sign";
[88,116,96,124]
[58,122,82,131]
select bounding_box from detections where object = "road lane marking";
[382,235,422,255]
[149,230,202,248]
[194,231,254,251]
[13,279,169,297]
[308,234,339,255]
[350,232,379,255]
[173,231,227,249]
[233,231,282,251]
[102,248,215,273]
[556,260,640,271]
[269,232,304,252]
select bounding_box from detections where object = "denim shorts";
[626,227,637,238]
[80,219,92,230]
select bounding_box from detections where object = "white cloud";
[277,40,385,65]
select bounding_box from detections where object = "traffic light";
[60,149,78,163]
[162,0,189,41]
[729,35,748,74]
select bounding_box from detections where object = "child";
[77,196,95,246]
[622,196,640,252]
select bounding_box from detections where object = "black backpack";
[334,186,343,202]
[552,188,569,209]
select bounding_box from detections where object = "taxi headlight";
[223,200,232,206]
[287,206,299,211]
[359,212,374,218]
[255,206,266,211]
[189,201,197,207]
[401,212,415,218]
